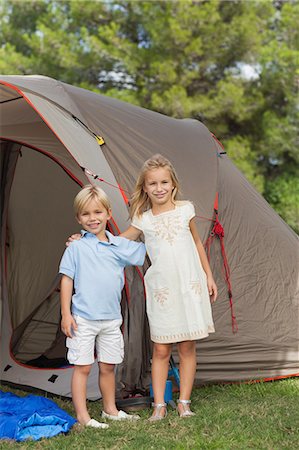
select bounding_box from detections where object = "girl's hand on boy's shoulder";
[66,233,81,247]
[207,276,218,303]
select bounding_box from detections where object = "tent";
[0,75,298,400]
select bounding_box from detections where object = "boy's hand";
[66,233,81,247]
[207,276,218,303]
[61,314,78,338]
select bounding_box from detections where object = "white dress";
[132,201,215,343]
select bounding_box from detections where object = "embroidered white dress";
[132,201,215,343]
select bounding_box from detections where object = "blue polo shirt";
[59,231,146,320]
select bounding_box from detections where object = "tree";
[1,0,297,231]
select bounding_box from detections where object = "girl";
[121,154,217,420]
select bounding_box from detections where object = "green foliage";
[0,0,298,231]
[265,174,299,233]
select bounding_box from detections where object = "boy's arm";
[60,275,78,337]
[189,218,218,303]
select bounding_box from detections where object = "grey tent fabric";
[0,75,298,399]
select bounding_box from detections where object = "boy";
[59,185,146,428]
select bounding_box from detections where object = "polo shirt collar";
[81,230,119,246]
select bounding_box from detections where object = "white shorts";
[66,315,124,365]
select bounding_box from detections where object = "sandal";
[177,399,196,418]
[148,402,167,421]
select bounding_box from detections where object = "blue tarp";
[0,390,76,441]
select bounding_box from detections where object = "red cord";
[205,216,238,333]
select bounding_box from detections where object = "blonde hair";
[74,184,111,216]
[130,154,180,218]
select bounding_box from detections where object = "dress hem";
[151,325,215,344]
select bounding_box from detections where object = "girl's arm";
[66,225,142,245]
[60,275,78,337]
[190,219,218,303]
[120,225,142,240]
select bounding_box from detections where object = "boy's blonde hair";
[130,154,180,218]
[74,184,111,216]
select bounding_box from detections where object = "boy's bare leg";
[72,364,92,424]
[151,343,172,417]
[99,362,119,415]
[177,340,196,414]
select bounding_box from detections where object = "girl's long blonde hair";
[130,154,180,218]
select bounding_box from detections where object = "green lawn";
[0,378,298,449]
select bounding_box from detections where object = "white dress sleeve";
[131,213,144,231]
[185,201,196,222]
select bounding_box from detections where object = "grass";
[0,378,298,449]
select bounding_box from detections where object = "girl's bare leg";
[99,362,119,415]
[72,364,92,424]
[151,342,172,418]
[177,340,196,414]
